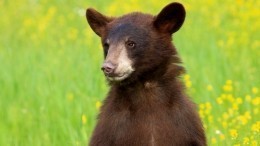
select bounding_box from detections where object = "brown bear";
[86,2,206,146]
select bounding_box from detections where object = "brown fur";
[86,2,206,146]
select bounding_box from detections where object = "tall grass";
[0,0,259,145]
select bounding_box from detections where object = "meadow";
[0,0,259,145]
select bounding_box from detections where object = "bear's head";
[86,2,185,84]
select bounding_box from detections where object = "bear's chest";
[108,105,178,146]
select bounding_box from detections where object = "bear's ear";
[86,8,114,36]
[154,2,185,34]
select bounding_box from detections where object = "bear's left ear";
[154,2,185,34]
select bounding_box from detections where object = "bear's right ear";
[154,2,185,34]
[86,8,114,36]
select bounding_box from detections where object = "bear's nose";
[101,62,116,75]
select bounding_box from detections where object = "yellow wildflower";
[245,95,251,102]
[38,6,56,33]
[47,6,57,16]
[96,101,102,110]
[253,108,259,115]
[216,97,223,104]
[228,108,234,116]
[223,113,229,120]
[184,75,192,88]
[252,97,260,106]
[236,0,243,5]
[23,18,33,27]
[38,21,47,33]
[205,102,212,114]
[185,81,192,88]
[223,85,233,92]
[208,115,213,123]
[252,140,258,146]
[199,104,205,110]
[229,129,238,139]
[251,121,260,133]
[205,102,212,110]
[222,121,227,128]
[184,74,190,80]
[232,103,238,111]
[236,97,242,104]
[227,94,235,102]
[81,114,87,125]
[252,87,258,94]
[67,92,74,101]
[238,115,248,125]
[199,110,204,119]
[222,80,233,92]
[221,94,227,99]
[244,112,251,120]
[211,138,216,144]
[220,134,225,140]
[226,80,232,85]
[243,137,249,144]
[67,27,78,40]
[207,85,213,91]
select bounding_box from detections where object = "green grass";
[0,0,259,145]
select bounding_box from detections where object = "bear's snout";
[101,43,134,82]
[101,62,117,76]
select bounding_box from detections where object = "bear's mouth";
[106,72,131,82]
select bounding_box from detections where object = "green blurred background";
[0,0,259,145]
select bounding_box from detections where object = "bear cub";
[86,2,206,146]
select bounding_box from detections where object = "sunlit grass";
[0,0,259,145]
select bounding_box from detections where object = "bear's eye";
[126,41,136,48]
[103,42,109,48]
[103,43,109,56]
